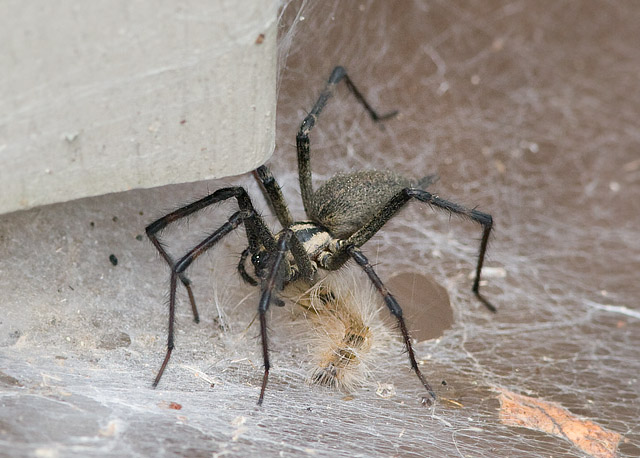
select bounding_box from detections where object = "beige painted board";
[0,0,278,214]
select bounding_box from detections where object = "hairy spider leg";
[146,187,279,387]
[252,165,317,283]
[328,188,496,312]
[146,187,277,319]
[153,210,258,387]
[296,66,398,216]
[257,229,294,406]
[253,165,293,227]
[345,246,437,403]
[155,210,257,387]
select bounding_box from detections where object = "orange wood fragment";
[498,389,621,458]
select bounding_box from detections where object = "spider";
[146,66,495,405]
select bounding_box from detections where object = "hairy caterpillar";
[284,267,391,392]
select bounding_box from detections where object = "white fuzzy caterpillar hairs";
[284,267,391,392]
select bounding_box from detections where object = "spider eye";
[251,250,271,277]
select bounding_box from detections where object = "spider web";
[1,1,638,457]
[269,1,639,456]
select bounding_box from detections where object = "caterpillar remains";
[284,267,391,392]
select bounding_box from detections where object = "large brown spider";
[146,66,495,405]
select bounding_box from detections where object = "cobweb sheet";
[1,1,639,457]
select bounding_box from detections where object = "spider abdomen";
[310,170,416,238]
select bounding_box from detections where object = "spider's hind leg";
[297,66,398,217]
[406,189,495,312]
[338,187,496,312]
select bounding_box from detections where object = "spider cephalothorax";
[146,66,495,405]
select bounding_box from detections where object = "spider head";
[251,248,273,280]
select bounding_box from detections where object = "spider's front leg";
[256,229,294,406]
[146,187,273,320]
[154,209,257,387]
[253,165,316,283]
[146,187,277,387]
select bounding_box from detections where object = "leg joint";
[329,65,347,83]
[254,166,273,186]
[298,119,315,138]
[146,219,165,236]
[404,188,432,201]
[471,209,493,227]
